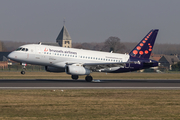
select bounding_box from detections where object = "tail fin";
[129,29,159,59]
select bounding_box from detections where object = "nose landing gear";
[21,63,26,75]
[21,70,25,75]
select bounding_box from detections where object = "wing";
[59,61,132,72]
[53,60,156,72]
[82,61,133,72]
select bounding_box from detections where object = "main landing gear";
[71,75,93,82]
[71,75,79,80]
[85,75,93,82]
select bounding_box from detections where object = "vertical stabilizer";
[129,29,159,59]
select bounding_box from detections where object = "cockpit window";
[22,48,26,51]
[15,47,28,52]
[16,47,22,51]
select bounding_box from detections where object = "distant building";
[56,25,72,48]
[0,52,10,69]
[150,54,164,62]
[0,52,10,61]
[158,55,180,70]
[149,54,180,71]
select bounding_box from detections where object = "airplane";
[8,29,159,82]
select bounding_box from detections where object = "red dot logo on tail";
[140,43,144,46]
[145,50,149,54]
[133,50,138,55]
[137,46,141,50]
[139,51,143,55]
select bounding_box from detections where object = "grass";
[1,72,180,119]
[0,72,180,80]
[0,89,180,119]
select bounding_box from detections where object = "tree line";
[1,37,180,55]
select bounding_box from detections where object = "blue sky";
[0,0,180,44]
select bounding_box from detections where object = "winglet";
[129,29,159,59]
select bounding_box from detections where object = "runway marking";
[1,87,180,89]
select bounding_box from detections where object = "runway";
[1,79,180,89]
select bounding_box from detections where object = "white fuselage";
[8,44,130,68]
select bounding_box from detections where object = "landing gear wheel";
[21,63,26,75]
[85,75,93,82]
[71,75,79,80]
[21,71,25,75]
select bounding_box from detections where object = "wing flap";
[83,62,132,71]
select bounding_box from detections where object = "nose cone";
[8,52,15,60]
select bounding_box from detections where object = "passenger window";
[26,48,28,51]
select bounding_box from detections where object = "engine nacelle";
[65,65,91,75]
[45,66,65,73]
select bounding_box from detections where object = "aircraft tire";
[85,75,93,82]
[21,71,25,75]
[71,75,79,80]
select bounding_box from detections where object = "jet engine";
[65,65,91,75]
[45,66,65,72]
